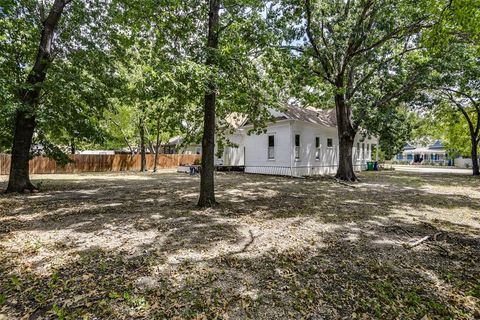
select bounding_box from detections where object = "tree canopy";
[1,0,479,193]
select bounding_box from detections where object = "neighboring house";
[218,106,378,177]
[161,136,201,155]
[395,140,449,165]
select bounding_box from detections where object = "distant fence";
[0,154,201,175]
[454,157,475,169]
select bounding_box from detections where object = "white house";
[218,106,378,177]
[395,140,450,165]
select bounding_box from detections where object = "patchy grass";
[0,170,479,319]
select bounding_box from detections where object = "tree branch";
[304,0,333,82]
[351,18,430,58]
[349,46,423,99]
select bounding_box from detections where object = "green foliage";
[431,103,478,158]
[423,0,480,55]
[271,0,434,159]
[419,1,480,161]
[0,0,124,157]
[1,0,477,169]
[360,105,413,160]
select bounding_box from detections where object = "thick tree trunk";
[334,86,357,182]
[198,0,220,207]
[471,138,479,176]
[6,0,69,193]
[7,113,36,192]
[139,117,147,172]
[153,116,161,172]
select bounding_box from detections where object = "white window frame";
[327,138,333,148]
[268,135,275,160]
[294,134,300,160]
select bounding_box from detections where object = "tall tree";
[2,0,122,191]
[194,0,281,206]
[6,0,71,193]
[198,0,221,207]
[274,0,432,181]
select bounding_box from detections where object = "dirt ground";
[0,170,479,319]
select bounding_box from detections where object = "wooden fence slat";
[0,154,201,175]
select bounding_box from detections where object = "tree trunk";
[334,83,357,181]
[6,0,69,193]
[70,138,75,154]
[139,116,147,172]
[198,0,220,207]
[471,138,479,176]
[153,116,161,172]
[7,113,36,192]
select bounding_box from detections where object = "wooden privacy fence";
[0,154,201,175]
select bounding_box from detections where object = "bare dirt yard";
[0,170,479,319]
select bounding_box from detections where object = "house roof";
[279,106,337,127]
[163,136,200,147]
[242,105,337,128]
[224,112,248,129]
[167,136,182,145]
[404,143,415,150]
[402,140,446,153]
[428,140,444,149]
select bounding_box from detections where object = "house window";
[315,137,320,160]
[357,142,360,158]
[195,147,201,155]
[327,138,333,148]
[295,134,300,160]
[367,144,370,158]
[362,143,365,159]
[268,135,275,160]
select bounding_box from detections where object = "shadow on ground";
[0,171,479,319]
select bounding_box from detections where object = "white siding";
[244,122,293,175]
[223,133,245,166]
[223,120,378,176]
[290,122,339,176]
